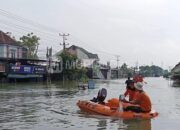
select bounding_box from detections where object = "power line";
[0,9,61,33]
[0,19,60,42]
[0,8,121,59]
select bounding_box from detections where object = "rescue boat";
[77,99,158,119]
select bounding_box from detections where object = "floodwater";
[0,77,180,130]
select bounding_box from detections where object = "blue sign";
[11,65,33,74]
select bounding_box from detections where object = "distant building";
[0,31,27,59]
[171,62,180,80]
[56,45,99,67]
[55,45,111,79]
[0,31,48,82]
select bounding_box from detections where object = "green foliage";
[139,65,164,77]
[120,63,128,72]
[119,63,166,78]
[119,63,134,77]
[57,50,88,80]
[163,70,171,78]
[19,32,40,59]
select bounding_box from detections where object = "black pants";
[124,106,144,113]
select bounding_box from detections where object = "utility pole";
[116,55,120,69]
[59,33,70,50]
[135,61,139,74]
[46,47,52,84]
[59,33,69,82]
[116,55,120,78]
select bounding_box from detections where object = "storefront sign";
[10,65,46,74]
[34,66,46,74]
[11,65,33,74]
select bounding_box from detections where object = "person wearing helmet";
[123,82,152,113]
[124,79,136,101]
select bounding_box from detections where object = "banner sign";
[11,65,33,74]
[34,66,46,74]
[10,65,46,74]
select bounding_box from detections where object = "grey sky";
[0,0,180,69]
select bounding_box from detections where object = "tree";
[57,50,87,80]
[19,33,40,59]
[139,65,164,77]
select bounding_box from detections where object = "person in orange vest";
[123,82,152,113]
[124,79,136,101]
[133,75,144,83]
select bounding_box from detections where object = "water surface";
[0,78,180,130]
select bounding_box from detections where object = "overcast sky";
[1,0,180,69]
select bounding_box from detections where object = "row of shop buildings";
[0,30,48,82]
[0,30,118,82]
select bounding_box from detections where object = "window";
[10,49,16,58]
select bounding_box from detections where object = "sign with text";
[10,65,46,74]
[10,65,33,74]
[34,66,46,74]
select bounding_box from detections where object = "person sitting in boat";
[133,74,144,83]
[125,77,133,87]
[122,82,152,113]
[90,88,107,105]
[124,79,135,101]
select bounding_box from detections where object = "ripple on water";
[0,78,180,130]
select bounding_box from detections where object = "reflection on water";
[172,81,180,87]
[97,119,107,130]
[0,78,180,130]
[123,119,151,130]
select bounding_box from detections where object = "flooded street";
[0,77,180,130]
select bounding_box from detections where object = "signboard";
[10,65,46,74]
[11,65,33,74]
[34,66,46,74]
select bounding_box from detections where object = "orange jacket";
[133,91,152,112]
[124,89,136,101]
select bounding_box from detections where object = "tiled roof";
[69,45,99,59]
[0,30,21,46]
[55,45,99,59]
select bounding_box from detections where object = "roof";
[68,45,99,59]
[0,30,23,47]
[172,62,180,72]
[0,57,47,62]
[55,45,99,59]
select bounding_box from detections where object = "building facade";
[0,31,27,59]
[171,62,180,80]
[56,45,112,79]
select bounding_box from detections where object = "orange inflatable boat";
[77,99,158,119]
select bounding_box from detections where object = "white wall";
[77,48,89,59]
[81,59,96,67]
[0,44,23,58]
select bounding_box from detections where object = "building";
[0,31,28,59]
[56,45,99,67]
[56,45,110,79]
[171,62,180,80]
[0,31,47,82]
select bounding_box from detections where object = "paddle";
[119,94,125,112]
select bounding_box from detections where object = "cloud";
[1,0,180,69]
